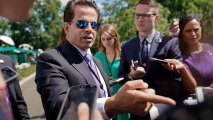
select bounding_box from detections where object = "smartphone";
[57,84,99,120]
[195,87,213,103]
[0,66,18,85]
[150,57,168,64]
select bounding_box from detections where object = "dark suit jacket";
[119,31,187,101]
[0,54,30,120]
[35,41,110,120]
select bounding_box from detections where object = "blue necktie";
[141,39,149,65]
[84,54,106,97]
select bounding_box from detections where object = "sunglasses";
[70,20,100,30]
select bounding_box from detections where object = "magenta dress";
[182,43,213,86]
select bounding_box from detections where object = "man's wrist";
[149,104,159,120]
[104,96,117,117]
[97,97,111,119]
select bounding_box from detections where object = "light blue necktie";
[84,53,106,97]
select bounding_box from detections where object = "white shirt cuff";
[149,104,159,120]
[96,97,111,120]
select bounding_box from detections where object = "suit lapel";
[72,61,97,85]
[93,58,110,92]
[60,41,96,85]
[131,36,141,61]
[149,31,162,58]
[147,31,162,70]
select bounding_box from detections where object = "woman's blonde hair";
[98,24,121,59]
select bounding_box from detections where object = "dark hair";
[59,0,100,45]
[98,24,121,59]
[136,0,159,13]
[179,14,203,53]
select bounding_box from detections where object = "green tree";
[153,0,213,36]
[0,20,10,35]
[1,0,63,50]
[101,0,213,42]
[101,0,137,42]
[101,0,171,42]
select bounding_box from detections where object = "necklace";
[104,51,115,77]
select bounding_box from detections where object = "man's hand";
[78,102,103,120]
[129,60,146,79]
[104,80,176,117]
[169,18,179,37]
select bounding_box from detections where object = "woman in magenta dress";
[178,14,213,87]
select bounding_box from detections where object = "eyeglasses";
[70,20,100,30]
[133,13,156,19]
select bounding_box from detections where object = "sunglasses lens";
[75,20,99,30]
[91,22,98,30]
[76,20,88,29]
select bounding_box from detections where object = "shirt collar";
[139,29,155,44]
[69,42,92,58]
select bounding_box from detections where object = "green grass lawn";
[17,64,36,80]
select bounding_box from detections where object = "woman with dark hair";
[178,14,213,87]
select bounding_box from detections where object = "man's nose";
[85,23,93,31]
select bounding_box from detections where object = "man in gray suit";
[118,0,186,119]
[35,0,176,120]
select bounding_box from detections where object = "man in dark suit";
[0,54,30,120]
[118,0,186,119]
[119,0,185,101]
[35,0,176,120]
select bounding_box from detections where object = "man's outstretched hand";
[105,80,176,117]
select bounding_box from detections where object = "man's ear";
[155,14,160,22]
[64,22,69,34]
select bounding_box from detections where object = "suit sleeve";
[7,56,30,120]
[35,52,69,120]
[118,44,131,82]
[168,38,182,62]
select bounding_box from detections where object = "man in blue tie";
[35,0,176,120]
[118,0,186,119]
